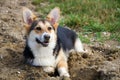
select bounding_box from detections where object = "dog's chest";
[31,44,56,67]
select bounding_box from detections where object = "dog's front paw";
[60,72,70,77]
[43,66,55,73]
[58,67,70,77]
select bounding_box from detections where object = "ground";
[0,0,120,80]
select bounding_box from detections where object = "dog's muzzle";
[36,34,50,47]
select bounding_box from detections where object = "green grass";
[32,0,120,43]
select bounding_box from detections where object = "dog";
[22,7,86,77]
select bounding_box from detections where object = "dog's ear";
[46,7,60,29]
[22,7,37,33]
[22,7,37,25]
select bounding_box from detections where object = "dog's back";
[57,26,77,50]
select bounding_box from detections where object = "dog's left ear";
[46,7,60,29]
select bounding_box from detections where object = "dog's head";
[22,7,60,47]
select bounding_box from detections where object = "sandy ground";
[0,0,120,80]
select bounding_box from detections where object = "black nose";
[44,35,50,40]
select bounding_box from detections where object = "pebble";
[82,53,88,58]
[17,71,20,74]
[108,57,113,61]
[0,55,3,59]
[62,76,71,80]
[116,46,120,49]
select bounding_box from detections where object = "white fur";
[74,38,86,52]
[58,67,70,77]
[31,47,56,66]
[39,32,46,42]
[43,66,55,73]
[28,30,56,67]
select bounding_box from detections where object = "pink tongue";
[44,41,49,43]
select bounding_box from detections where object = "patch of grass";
[60,14,81,28]
[110,33,120,42]
[79,32,109,44]
[79,33,91,44]
[32,0,120,43]
[94,32,109,42]
[83,20,106,32]
[32,0,42,5]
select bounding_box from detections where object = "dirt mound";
[0,0,120,80]
[68,47,120,80]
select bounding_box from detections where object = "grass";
[32,0,120,43]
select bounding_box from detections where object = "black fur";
[28,20,39,34]
[53,37,61,57]
[23,41,34,64]
[57,26,77,51]
[53,26,77,57]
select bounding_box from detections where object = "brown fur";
[56,49,68,71]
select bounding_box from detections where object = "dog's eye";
[36,27,41,31]
[48,27,52,30]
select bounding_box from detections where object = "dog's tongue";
[44,40,49,43]
[42,41,49,47]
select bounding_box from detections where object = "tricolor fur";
[22,7,85,77]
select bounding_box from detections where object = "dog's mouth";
[36,38,49,47]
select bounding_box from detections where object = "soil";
[0,0,120,80]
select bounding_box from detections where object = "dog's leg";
[56,49,70,77]
[74,38,87,53]
[57,60,70,77]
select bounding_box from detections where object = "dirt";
[0,0,120,80]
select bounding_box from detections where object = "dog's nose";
[44,35,50,40]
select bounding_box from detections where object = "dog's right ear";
[22,7,37,32]
[22,7,37,25]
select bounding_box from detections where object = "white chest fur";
[28,41,56,67]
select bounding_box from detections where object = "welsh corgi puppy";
[22,7,86,77]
